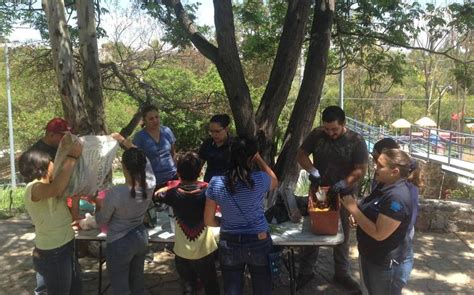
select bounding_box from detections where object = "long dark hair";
[225,135,258,194]
[19,150,51,182]
[122,148,148,198]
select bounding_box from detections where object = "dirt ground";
[0,214,472,295]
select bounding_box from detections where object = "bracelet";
[67,154,78,160]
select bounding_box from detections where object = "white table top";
[76,212,344,247]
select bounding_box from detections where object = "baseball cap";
[45,118,71,133]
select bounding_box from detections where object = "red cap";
[45,118,71,133]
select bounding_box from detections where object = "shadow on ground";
[0,215,472,295]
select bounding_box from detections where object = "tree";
[141,0,474,204]
[4,0,473,195]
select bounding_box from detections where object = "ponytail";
[407,159,422,188]
[225,136,258,194]
[122,148,149,199]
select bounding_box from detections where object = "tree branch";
[162,0,218,63]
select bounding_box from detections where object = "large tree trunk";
[42,0,92,134]
[275,0,335,191]
[163,0,254,136]
[213,0,254,136]
[255,0,311,163]
[77,0,107,135]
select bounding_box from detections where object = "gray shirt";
[96,185,153,243]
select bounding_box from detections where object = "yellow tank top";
[24,180,75,250]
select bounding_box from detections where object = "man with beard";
[296,106,368,294]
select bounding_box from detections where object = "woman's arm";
[31,141,83,202]
[111,132,135,149]
[341,195,401,241]
[253,152,278,190]
[204,198,220,227]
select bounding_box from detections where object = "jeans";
[175,252,220,295]
[219,233,273,295]
[34,272,47,295]
[33,239,82,295]
[360,243,414,295]
[299,206,351,276]
[394,242,414,288]
[106,225,149,295]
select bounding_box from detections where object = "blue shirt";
[358,179,413,265]
[133,126,177,185]
[371,180,419,232]
[206,171,271,234]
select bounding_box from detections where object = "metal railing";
[346,117,474,178]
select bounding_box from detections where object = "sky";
[10,0,215,44]
[9,0,463,44]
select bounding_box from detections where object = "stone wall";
[418,160,458,199]
[416,199,474,232]
[414,159,473,232]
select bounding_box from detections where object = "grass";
[0,185,26,218]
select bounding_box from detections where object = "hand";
[111,132,124,143]
[348,214,357,227]
[68,140,83,158]
[251,152,262,163]
[328,179,349,197]
[340,195,358,214]
[308,168,321,187]
[71,219,81,232]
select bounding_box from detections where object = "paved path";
[0,215,472,295]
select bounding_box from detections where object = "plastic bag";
[54,133,119,197]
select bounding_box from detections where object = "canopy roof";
[391,118,412,128]
[415,117,437,127]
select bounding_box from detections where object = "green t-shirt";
[24,180,75,250]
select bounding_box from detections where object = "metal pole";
[339,51,344,110]
[436,93,442,129]
[5,43,16,188]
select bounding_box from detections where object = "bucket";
[308,186,339,235]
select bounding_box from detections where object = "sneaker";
[334,274,361,293]
[296,273,315,290]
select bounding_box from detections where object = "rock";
[416,199,474,232]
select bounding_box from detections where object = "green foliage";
[0,186,26,217]
[143,61,227,150]
[104,90,138,134]
[449,185,474,200]
[0,1,109,45]
[0,46,63,151]
[234,0,287,63]
[140,1,211,49]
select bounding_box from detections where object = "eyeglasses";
[209,128,224,134]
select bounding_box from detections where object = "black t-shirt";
[300,128,368,186]
[198,136,232,182]
[156,180,208,241]
[29,139,57,161]
[357,179,413,266]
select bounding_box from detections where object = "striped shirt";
[206,171,271,234]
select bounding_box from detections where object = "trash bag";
[265,195,290,224]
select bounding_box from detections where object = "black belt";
[220,232,269,243]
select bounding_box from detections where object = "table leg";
[288,248,296,295]
[98,242,102,295]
